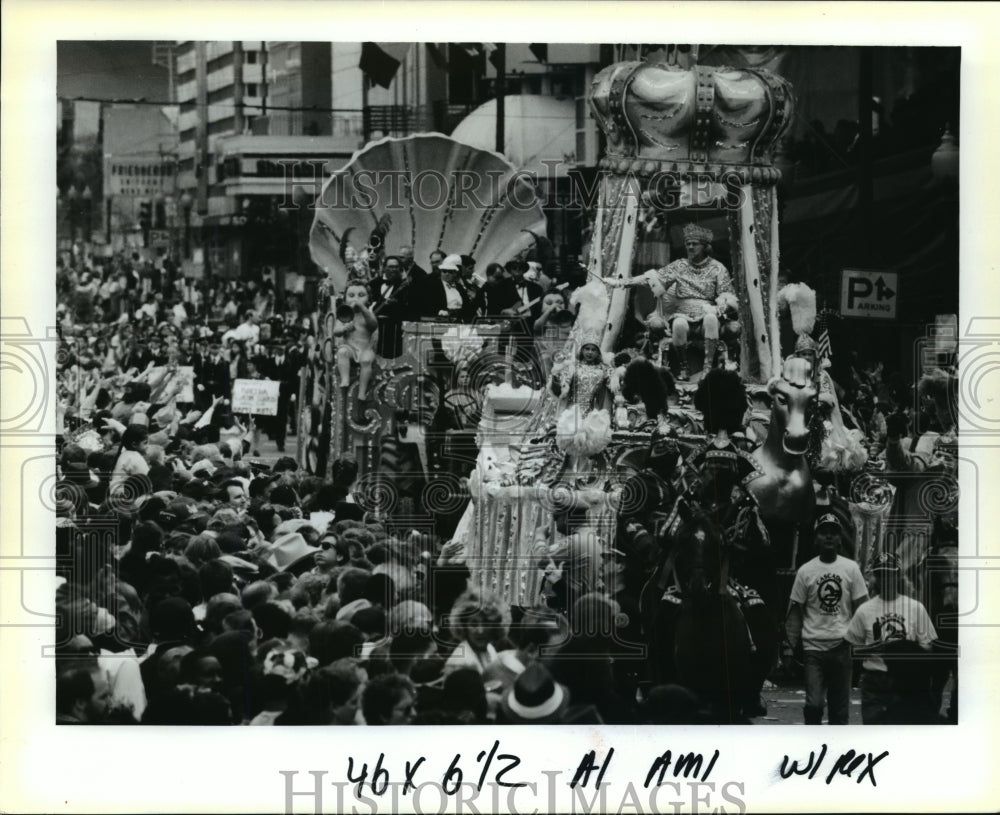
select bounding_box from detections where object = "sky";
[57,41,170,137]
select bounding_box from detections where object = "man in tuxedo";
[428,249,445,276]
[189,339,208,375]
[196,340,232,409]
[459,254,477,284]
[491,260,545,323]
[458,254,483,316]
[399,245,428,287]
[486,261,545,381]
[264,343,302,453]
[369,256,411,359]
[415,255,475,322]
[486,260,545,343]
[187,339,208,406]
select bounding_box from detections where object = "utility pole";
[857,46,874,260]
[261,41,269,119]
[495,43,506,154]
[234,41,245,134]
[362,73,370,142]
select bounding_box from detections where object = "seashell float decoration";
[309,134,549,292]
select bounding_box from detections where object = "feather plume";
[556,406,612,456]
[778,283,817,337]
[716,291,738,315]
[569,279,611,347]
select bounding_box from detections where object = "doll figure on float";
[550,329,614,475]
[331,278,379,424]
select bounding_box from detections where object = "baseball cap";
[872,552,901,572]
[158,497,197,527]
[814,513,843,531]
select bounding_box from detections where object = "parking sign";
[840,269,898,320]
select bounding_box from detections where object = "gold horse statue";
[749,356,818,530]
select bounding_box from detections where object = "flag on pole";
[480,42,500,68]
[816,312,833,360]
[528,44,548,63]
[359,43,413,89]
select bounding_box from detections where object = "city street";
[755,683,862,725]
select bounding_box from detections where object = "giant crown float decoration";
[590,62,794,183]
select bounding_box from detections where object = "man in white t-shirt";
[223,311,260,346]
[845,552,938,724]
[785,513,869,724]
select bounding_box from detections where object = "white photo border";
[2,2,998,812]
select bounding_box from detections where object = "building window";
[246,50,257,64]
[246,83,258,97]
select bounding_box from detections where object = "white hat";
[439,254,462,272]
[267,532,320,572]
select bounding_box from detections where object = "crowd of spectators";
[54,243,957,726]
[55,428,675,725]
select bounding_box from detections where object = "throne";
[632,284,740,384]
[590,60,794,385]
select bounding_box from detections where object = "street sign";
[840,269,898,320]
[149,229,171,249]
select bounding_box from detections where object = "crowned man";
[606,223,740,381]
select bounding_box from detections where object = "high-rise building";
[174,41,361,279]
[264,42,332,136]
[175,41,268,210]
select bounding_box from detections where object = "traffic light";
[139,201,153,239]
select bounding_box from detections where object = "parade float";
[304,58,887,608]
[301,134,548,510]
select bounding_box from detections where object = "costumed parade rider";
[605,223,740,381]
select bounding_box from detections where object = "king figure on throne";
[607,223,740,381]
